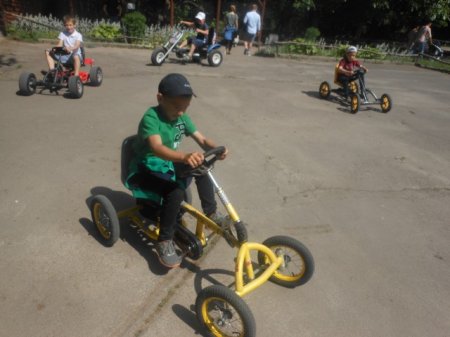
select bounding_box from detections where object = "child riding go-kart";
[18,46,103,98]
[91,73,313,336]
[90,139,314,337]
[151,24,223,67]
[319,46,392,114]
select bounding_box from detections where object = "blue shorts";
[188,37,206,48]
[51,51,82,66]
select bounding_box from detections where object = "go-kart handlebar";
[203,146,226,167]
[51,46,71,55]
[178,146,226,177]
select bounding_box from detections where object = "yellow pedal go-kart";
[90,136,314,337]
[319,64,392,114]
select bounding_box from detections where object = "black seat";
[121,135,138,186]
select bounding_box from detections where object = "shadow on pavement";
[81,186,170,275]
[172,304,205,336]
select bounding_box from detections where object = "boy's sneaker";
[244,48,248,55]
[208,211,230,229]
[155,240,182,268]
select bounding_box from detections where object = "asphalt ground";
[0,39,449,337]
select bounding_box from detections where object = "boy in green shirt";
[126,73,228,268]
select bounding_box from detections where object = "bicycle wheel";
[257,235,314,288]
[380,93,392,113]
[350,93,360,114]
[196,285,256,337]
[319,81,331,99]
[90,195,120,246]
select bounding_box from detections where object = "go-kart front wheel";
[89,66,103,86]
[19,72,37,96]
[319,81,331,99]
[196,285,256,337]
[350,93,360,114]
[380,93,392,113]
[208,50,223,67]
[90,195,120,246]
[151,47,167,66]
[257,235,314,288]
[68,75,84,98]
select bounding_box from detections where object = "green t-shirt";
[125,106,197,200]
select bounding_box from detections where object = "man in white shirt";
[243,4,261,56]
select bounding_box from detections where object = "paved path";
[0,40,449,337]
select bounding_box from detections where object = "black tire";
[18,72,37,96]
[196,285,256,337]
[350,93,360,114]
[208,50,223,67]
[319,81,331,99]
[257,235,314,288]
[90,195,120,246]
[68,75,84,98]
[151,47,166,66]
[89,66,103,87]
[380,93,392,113]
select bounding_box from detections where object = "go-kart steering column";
[206,171,240,223]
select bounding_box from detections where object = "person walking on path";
[223,5,239,55]
[243,4,261,56]
[415,21,432,54]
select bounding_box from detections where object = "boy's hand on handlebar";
[184,152,204,168]
[217,147,228,160]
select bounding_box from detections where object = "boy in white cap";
[337,46,368,99]
[126,73,228,268]
[178,12,209,61]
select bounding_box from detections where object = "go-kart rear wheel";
[350,93,360,114]
[257,235,314,288]
[196,285,256,337]
[208,50,223,67]
[19,72,37,96]
[68,75,84,98]
[89,66,103,87]
[90,195,120,246]
[380,93,392,113]
[319,81,331,99]
[151,47,166,66]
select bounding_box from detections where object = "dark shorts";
[244,32,256,43]
[188,37,206,48]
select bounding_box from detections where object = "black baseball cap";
[158,73,196,97]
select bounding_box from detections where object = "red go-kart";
[18,46,103,98]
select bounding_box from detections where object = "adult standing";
[102,0,122,23]
[242,4,261,56]
[415,21,432,54]
[407,25,419,52]
[223,5,239,55]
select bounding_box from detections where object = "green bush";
[89,23,122,41]
[358,47,386,60]
[122,11,147,43]
[288,38,319,55]
[304,27,320,41]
